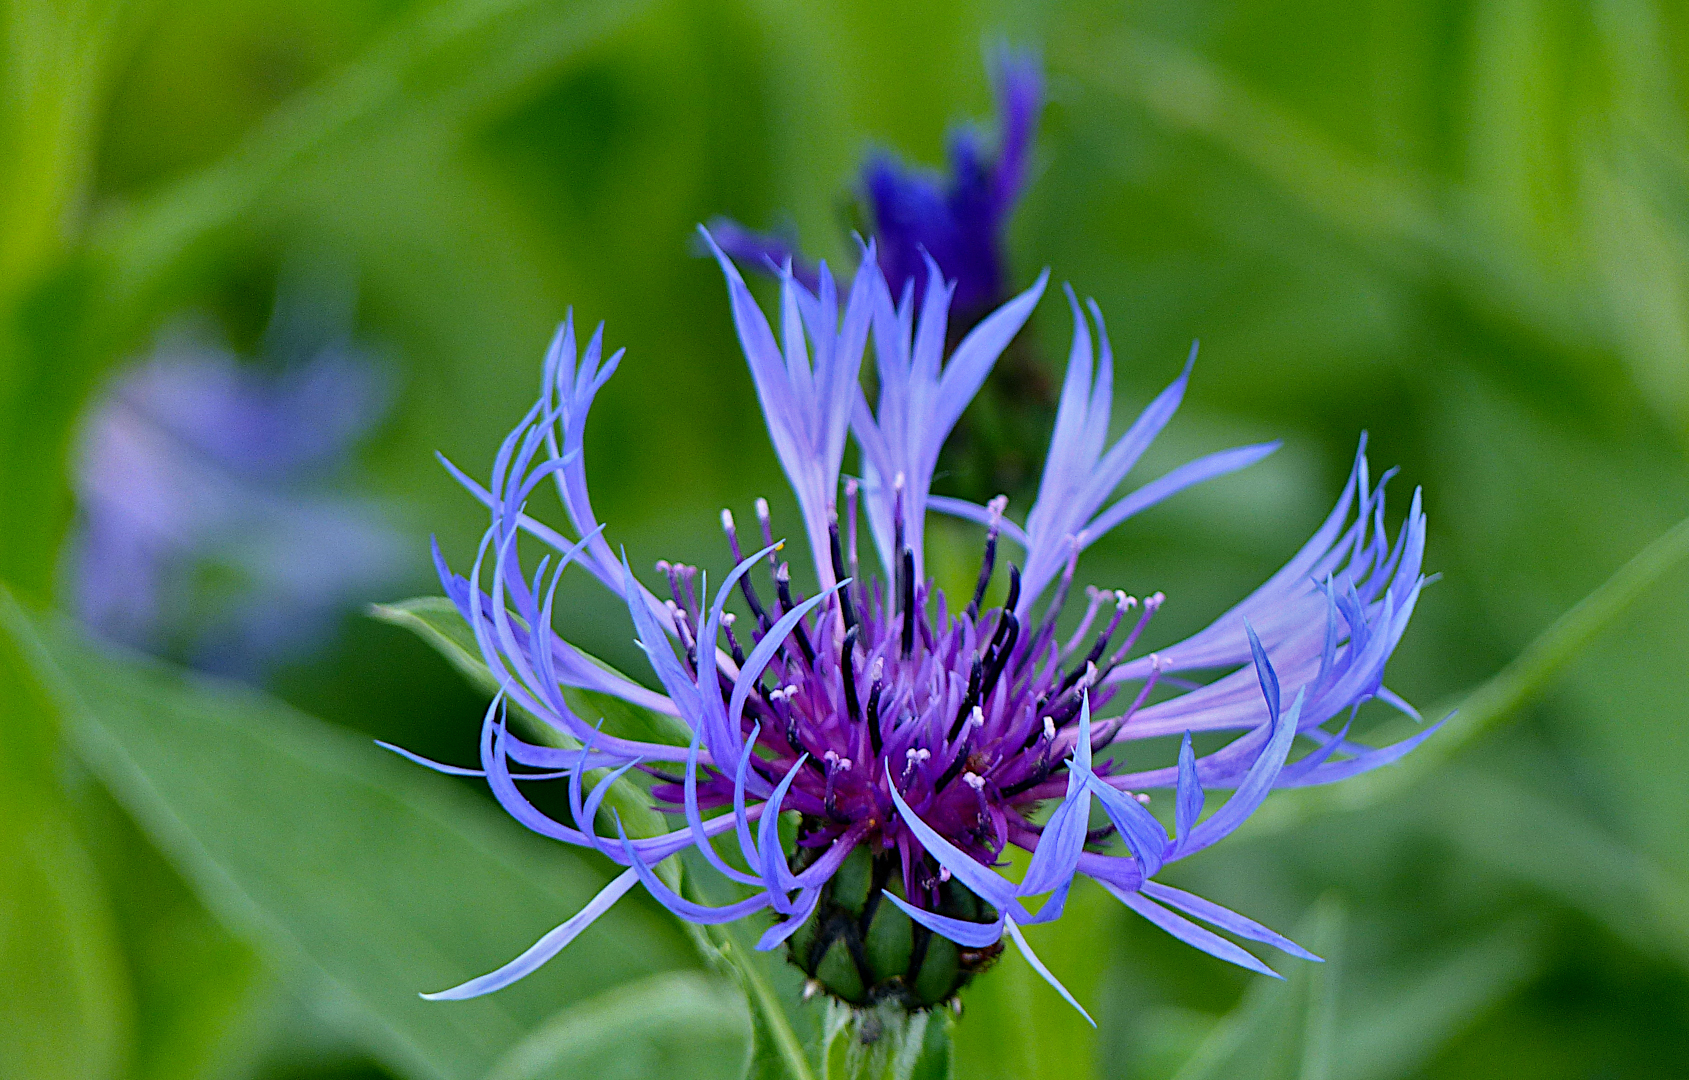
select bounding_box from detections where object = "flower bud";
[786,845,1003,1009]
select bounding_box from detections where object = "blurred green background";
[4,1,1689,1078]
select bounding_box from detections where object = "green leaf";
[1425,765,1689,971]
[370,596,691,746]
[2,594,696,1080]
[712,920,820,1080]
[485,970,751,1080]
[1335,917,1543,1080]
[1169,897,1345,1080]
[950,867,1113,1079]
[1251,510,1689,836]
[676,853,821,1080]
[74,781,278,1080]
[0,801,131,1080]
[370,595,683,883]
[91,0,653,316]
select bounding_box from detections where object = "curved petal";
[421,867,639,1000]
[1107,885,1282,979]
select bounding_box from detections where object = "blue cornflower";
[712,48,1040,330]
[409,233,1437,1018]
[72,314,401,676]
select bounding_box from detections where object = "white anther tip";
[720,509,735,531]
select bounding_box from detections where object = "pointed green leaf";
[3,595,695,1080]
[485,971,750,1080]
[0,802,130,1080]
[1169,897,1345,1080]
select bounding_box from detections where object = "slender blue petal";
[1108,886,1282,978]
[421,868,640,1000]
[1140,882,1320,961]
[882,891,1005,947]
[1003,918,1096,1027]
[1174,732,1203,847]
[884,765,1019,910]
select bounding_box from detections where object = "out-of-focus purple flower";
[400,233,1438,1019]
[72,321,404,678]
[712,48,1041,330]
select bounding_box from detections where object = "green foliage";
[5,0,1689,1076]
[0,802,130,1080]
[1166,898,1344,1080]
[485,971,752,1080]
[4,596,695,1080]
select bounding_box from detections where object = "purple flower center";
[648,495,1160,908]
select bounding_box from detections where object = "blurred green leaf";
[1169,897,1343,1080]
[369,595,680,879]
[1426,766,1689,972]
[73,780,279,1080]
[1335,918,1542,1080]
[485,970,750,1080]
[2,590,695,1080]
[0,0,128,290]
[91,0,650,316]
[0,801,131,1080]
[950,871,1113,1079]
[1252,509,1689,835]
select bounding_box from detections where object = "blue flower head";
[712,47,1041,333]
[73,300,402,678]
[410,234,1437,1018]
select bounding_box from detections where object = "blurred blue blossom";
[72,301,404,678]
[404,231,1438,1018]
[712,48,1040,331]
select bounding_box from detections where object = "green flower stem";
[713,924,819,1080]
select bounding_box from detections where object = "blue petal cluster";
[712,48,1040,327]
[408,232,1436,1016]
[73,319,400,676]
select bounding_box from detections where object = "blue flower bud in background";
[713,48,1040,335]
[71,280,404,678]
